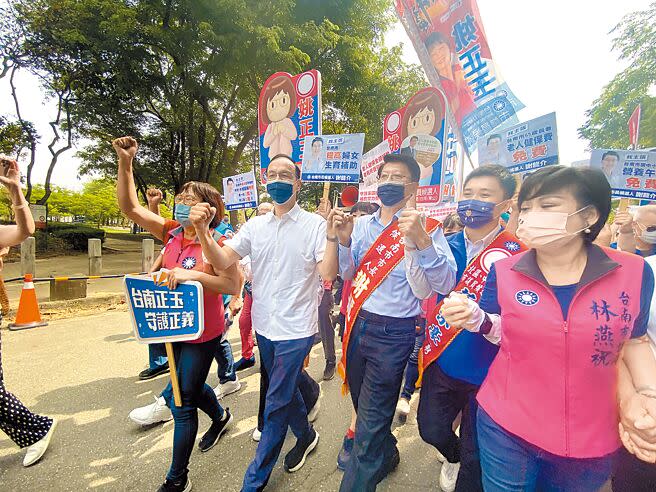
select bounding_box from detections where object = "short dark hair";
[270,154,301,179]
[463,164,516,199]
[312,137,324,145]
[410,136,419,142]
[227,177,234,184]
[487,134,502,145]
[602,151,620,161]
[425,32,451,51]
[378,153,421,183]
[518,165,611,243]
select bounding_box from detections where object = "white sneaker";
[214,378,241,399]
[23,419,57,467]
[307,399,320,422]
[439,461,460,492]
[252,428,262,442]
[129,396,172,426]
[395,398,410,422]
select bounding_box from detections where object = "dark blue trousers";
[339,313,416,492]
[161,338,224,482]
[241,333,314,492]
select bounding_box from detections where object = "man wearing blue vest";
[417,164,516,492]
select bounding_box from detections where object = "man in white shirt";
[190,154,339,492]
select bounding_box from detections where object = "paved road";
[0,311,444,491]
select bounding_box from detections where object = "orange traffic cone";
[8,274,48,331]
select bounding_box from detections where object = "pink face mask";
[516,207,590,248]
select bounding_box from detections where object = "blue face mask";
[457,199,497,229]
[267,180,294,205]
[174,203,193,228]
[376,183,406,207]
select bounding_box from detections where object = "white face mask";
[640,229,656,244]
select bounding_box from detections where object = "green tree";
[579,2,656,150]
[7,0,424,203]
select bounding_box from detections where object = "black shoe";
[198,408,233,452]
[378,448,400,482]
[234,357,256,372]
[139,363,169,380]
[156,475,192,492]
[284,426,319,473]
[322,363,336,381]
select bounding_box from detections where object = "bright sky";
[0,0,650,190]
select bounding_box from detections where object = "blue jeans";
[215,335,236,383]
[400,320,425,400]
[161,339,224,482]
[340,312,416,492]
[148,343,168,370]
[242,333,314,492]
[477,407,615,491]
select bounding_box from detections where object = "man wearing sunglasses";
[615,204,656,257]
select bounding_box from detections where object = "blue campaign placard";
[477,112,559,175]
[124,275,204,344]
[300,133,365,183]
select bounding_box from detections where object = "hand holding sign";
[190,202,216,232]
[317,197,331,220]
[167,267,197,290]
[332,208,354,246]
[614,210,634,235]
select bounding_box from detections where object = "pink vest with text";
[162,227,224,344]
[477,246,644,458]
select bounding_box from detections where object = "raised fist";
[112,136,139,161]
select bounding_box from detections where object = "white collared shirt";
[224,203,326,341]
[464,225,502,263]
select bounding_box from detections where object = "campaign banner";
[301,133,365,183]
[358,182,381,205]
[395,0,525,154]
[590,149,656,200]
[29,204,47,230]
[361,140,391,186]
[477,112,559,174]
[124,275,204,344]
[383,87,447,203]
[223,171,258,211]
[258,70,322,182]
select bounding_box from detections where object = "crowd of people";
[0,139,655,492]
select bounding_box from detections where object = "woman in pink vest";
[113,137,241,492]
[441,166,656,490]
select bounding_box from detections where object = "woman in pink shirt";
[442,166,656,491]
[114,137,241,492]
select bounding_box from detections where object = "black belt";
[358,309,417,324]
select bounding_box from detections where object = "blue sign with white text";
[124,275,204,344]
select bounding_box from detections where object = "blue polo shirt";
[436,231,501,386]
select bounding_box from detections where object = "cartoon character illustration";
[260,74,298,160]
[401,90,445,184]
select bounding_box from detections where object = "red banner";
[420,230,526,374]
[628,104,641,148]
[338,218,441,394]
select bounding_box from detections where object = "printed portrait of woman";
[424,32,476,124]
[260,74,298,160]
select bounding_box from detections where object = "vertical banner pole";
[165,342,182,407]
